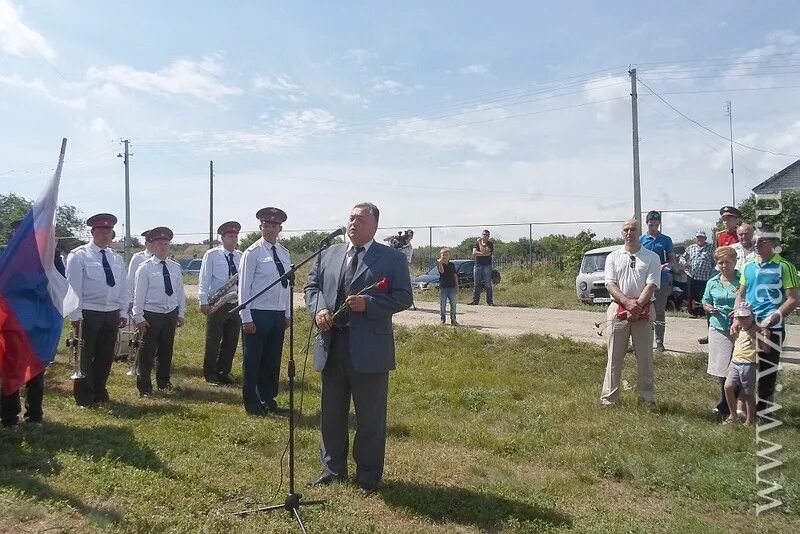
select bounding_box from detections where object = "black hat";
[140,229,153,242]
[217,221,242,235]
[256,207,287,224]
[645,210,661,222]
[148,226,173,241]
[86,213,117,228]
[719,206,742,218]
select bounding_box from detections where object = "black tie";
[100,249,115,287]
[226,253,237,276]
[161,260,174,296]
[271,245,287,288]
[336,246,364,312]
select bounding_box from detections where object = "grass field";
[1,304,798,533]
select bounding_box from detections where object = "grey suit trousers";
[320,328,389,489]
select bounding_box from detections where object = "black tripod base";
[234,493,326,533]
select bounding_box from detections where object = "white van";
[575,244,619,304]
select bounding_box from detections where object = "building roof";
[752,159,800,194]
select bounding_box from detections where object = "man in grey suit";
[304,202,413,495]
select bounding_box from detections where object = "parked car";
[181,259,202,275]
[575,245,618,304]
[411,259,501,290]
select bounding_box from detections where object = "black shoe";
[307,473,347,487]
[467,301,478,305]
[245,409,268,417]
[358,486,376,497]
[158,382,174,392]
[217,373,235,385]
[140,392,152,398]
[265,401,289,415]
[487,302,495,306]
[697,336,709,345]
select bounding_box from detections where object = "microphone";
[320,226,346,244]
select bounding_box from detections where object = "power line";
[637,77,800,159]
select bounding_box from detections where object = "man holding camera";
[384,229,416,310]
[469,229,494,305]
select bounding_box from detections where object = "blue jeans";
[439,287,457,321]
[472,263,493,304]
[242,309,285,414]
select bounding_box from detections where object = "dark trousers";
[73,310,119,406]
[756,329,784,415]
[242,309,285,413]
[688,277,708,317]
[136,308,178,394]
[320,328,389,489]
[472,263,494,304]
[1,371,45,426]
[203,303,241,380]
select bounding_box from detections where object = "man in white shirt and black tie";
[65,213,128,407]
[127,229,154,311]
[199,221,242,385]
[238,207,291,416]
[132,227,185,397]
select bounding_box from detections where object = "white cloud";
[721,30,800,89]
[372,78,421,95]
[583,74,629,122]
[252,74,307,102]
[343,48,376,66]
[0,0,55,59]
[331,90,369,107]
[459,64,491,76]
[88,117,115,138]
[386,110,509,156]
[86,57,242,102]
[210,108,338,152]
[0,73,85,108]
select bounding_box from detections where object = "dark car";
[181,259,202,275]
[411,259,501,290]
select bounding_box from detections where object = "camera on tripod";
[390,229,413,249]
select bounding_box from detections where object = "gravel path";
[184,285,800,365]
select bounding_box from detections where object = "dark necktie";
[226,252,237,276]
[271,245,287,288]
[161,260,174,296]
[99,249,115,287]
[336,246,364,312]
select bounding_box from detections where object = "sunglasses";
[629,255,636,269]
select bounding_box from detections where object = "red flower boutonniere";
[332,276,390,327]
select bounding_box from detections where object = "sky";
[1,0,800,247]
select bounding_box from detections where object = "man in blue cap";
[640,210,675,352]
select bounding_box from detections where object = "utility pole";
[629,68,642,223]
[725,101,735,205]
[209,160,214,249]
[117,140,132,263]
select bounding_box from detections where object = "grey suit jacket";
[304,241,413,373]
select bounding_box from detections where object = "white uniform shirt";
[132,256,186,323]
[127,249,152,306]
[731,242,757,272]
[604,246,661,300]
[65,242,128,321]
[198,246,242,306]
[238,238,291,323]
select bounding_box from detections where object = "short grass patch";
[1,305,798,532]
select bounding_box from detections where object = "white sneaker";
[737,409,745,418]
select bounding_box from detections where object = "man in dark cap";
[717,206,742,247]
[65,213,128,407]
[640,211,675,352]
[127,229,155,311]
[238,207,291,415]
[198,221,242,385]
[131,227,185,397]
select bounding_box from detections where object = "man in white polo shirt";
[601,218,661,406]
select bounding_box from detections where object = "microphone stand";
[231,236,336,533]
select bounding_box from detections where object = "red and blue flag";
[0,139,78,395]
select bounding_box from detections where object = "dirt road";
[185,286,800,364]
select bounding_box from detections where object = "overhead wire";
[636,77,800,159]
